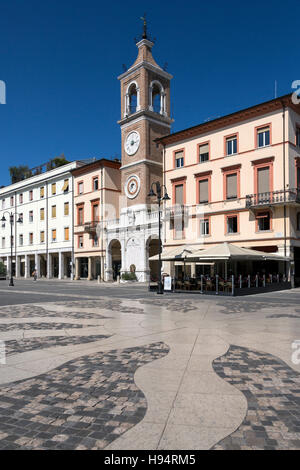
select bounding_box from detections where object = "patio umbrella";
[149,245,198,261]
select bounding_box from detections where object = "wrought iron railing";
[246,188,300,208]
[83,222,98,233]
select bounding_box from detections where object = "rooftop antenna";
[275,80,277,98]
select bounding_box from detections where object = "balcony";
[246,188,300,209]
[83,222,98,234]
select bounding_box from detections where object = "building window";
[93,235,99,247]
[198,179,209,204]
[51,205,56,218]
[19,234,23,246]
[93,177,99,191]
[200,218,210,236]
[256,212,271,231]
[62,179,69,193]
[40,231,45,243]
[29,190,33,201]
[10,196,14,207]
[78,235,83,248]
[64,202,69,216]
[40,208,45,221]
[227,215,238,234]
[175,150,184,168]
[51,229,56,242]
[2,237,5,248]
[226,135,237,155]
[52,183,56,195]
[78,182,84,194]
[77,206,84,225]
[19,193,23,204]
[29,210,33,223]
[1,199,5,209]
[64,227,69,241]
[92,203,99,222]
[199,143,209,163]
[226,173,238,200]
[29,233,33,245]
[257,166,270,194]
[174,184,184,205]
[19,213,23,223]
[40,187,45,199]
[296,128,300,147]
[257,126,270,148]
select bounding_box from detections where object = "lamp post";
[148,181,170,294]
[1,211,23,287]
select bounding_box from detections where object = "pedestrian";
[32,270,37,281]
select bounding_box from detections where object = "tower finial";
[140,13,147,39]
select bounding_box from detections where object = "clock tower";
[118,21,173,208]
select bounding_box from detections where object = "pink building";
[157,94,300,283]
[72,159,121,280]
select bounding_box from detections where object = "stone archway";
[146,236,161,282]
[106,239,122,281]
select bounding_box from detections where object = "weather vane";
[140,13,147,39]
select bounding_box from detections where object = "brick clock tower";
[105,20,173,282]
[118,22,173,207]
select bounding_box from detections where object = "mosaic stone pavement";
[0,322,99,332]
[212,345,300,450]
[4,335,111,357]
[0,342,169,450]
[0,304,109,320]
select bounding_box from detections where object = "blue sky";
[0,0,299,185]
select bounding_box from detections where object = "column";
[47,253,52,279]
[105,244,113,281]
[88,257,93,281]
[75,258,80,280]
[16,256,21,278]
[58,252,64,280]
[35,253,40,278]
[24,255,29,279]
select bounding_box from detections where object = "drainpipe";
[282,102,287,276]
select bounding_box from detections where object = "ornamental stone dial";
[125,131,140,156]
[125,175,141,199]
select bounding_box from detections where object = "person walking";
[32,270,37,281]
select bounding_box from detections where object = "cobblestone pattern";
[212,345,300,450]
[0,342,169,450]
[54,300,145,315]
[267,314,300,319]
[0,322,97,332]
[139,299,197,313]
[4,334,110,356]
[0,305,109,320]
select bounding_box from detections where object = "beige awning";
[149,245,199,261]
[186,242,289,262]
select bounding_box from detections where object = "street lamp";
[148,181,170,294]
[1,211,23,287]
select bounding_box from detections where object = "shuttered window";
[175,184,184,205]
[175,151,184,168]
[92,204,99,222]
[199,144,209,163]
[52,183,56,195]
[199,179,209,203]
[52,205,56,218]
[40,231,45,243]
[52,229,56,242]
[64,202,69,216]
[226,173,237,199]
[40,208,45,220]
[62,179,69,192]
[64,227,69,241]
[257,167,270,193]
[40,187,45,199]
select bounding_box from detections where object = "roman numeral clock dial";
[125,131,140,156]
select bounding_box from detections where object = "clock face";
[125,175,140,199]
[125,131,140,156]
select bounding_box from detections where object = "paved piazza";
[0,281,300,450]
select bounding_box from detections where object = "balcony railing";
[83,222,98,234]
[246,188,300,208]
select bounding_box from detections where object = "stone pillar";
[75,258,80,280]
[16,256,21,278]
[88,257,93,281]
[191,263,196,278]
[47,253,52,279]
[105,244,113,281]
[24,255,29,279]
[58,252,64,280]
[35,253,41,278]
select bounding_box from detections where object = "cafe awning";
[149,245,199,261]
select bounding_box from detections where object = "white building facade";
[0,161,83,280]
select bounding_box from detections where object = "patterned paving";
[4,334,111,356]
[0,322,97,332]
[212,345,300,450]
[0,304,109,320]
[0,342,169,450]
